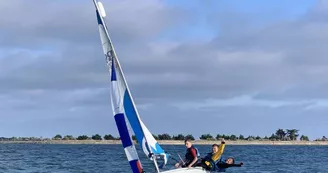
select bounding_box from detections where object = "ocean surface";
[0,144,327,173]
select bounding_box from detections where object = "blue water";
[0,144,327,173]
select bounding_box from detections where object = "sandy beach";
[157,140,328,145]
[1,139,328,145]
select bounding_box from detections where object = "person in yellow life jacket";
[200,139,226,171]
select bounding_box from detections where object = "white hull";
[161,167,209,173]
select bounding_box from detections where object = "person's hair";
[227,157,235,164]
[212,144,219,148]
[184,138,192,143]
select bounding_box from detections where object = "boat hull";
[162,167,209,173]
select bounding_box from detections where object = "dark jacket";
[216,158,243,172]
[183,146,199,167]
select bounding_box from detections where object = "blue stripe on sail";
[96,10,103,25]
[114,113,132,148]
[111,58,117,81]
[123,90,145,147]
[152,143,165,153]
[114,113,144,172]
[129,160,142,173]
[123,89,166,155]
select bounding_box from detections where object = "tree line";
[48,129,323,141]
[1,129,327,141]
[198,129,309,141]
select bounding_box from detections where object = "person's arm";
[211,139,226,161]
[175,162,181,168]
[175,158,187,168]
[175,159,187,168]
[230,162,243,167]
[187,148,198,168]
[217,162,243,168]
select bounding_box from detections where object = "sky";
[1,0,328,140]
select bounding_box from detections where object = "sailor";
[175,138,200,168]
[215,157,243,172]
[199,139,226,171]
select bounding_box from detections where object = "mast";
[92,0,160,172]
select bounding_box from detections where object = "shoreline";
[1,140,328,145]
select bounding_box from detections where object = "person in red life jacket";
[175,138,200,168]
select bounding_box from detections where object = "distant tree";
[269,133,278,141]
[62,135,74,140]
[185,134,195,140]
[152,134,159,140]
[255,136,261,140]
[275,129,286,140]
[300,135,309,141]
[53,134,62,140]
[92,134,102,140]
[158,134,171,140]
[10,137,18,141]
[246,136,255,141]
[173,134,185,140]
[239,135,245,140]
[103,134,115,140]
[225,135,231,140]
[77,135,89,140]
[230,135,237,141]
[286,129,299,141]
[264,136,269,140]
[216,134,223,140]
[29,137,39,141]
[172,135,178,140]
[200,134,214,140]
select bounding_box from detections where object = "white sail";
[93,1,144,173]
[92,0,169,171]
[93,1,209,172]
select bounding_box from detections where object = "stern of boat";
[161,167,209,173]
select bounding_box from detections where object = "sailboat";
[92,1,208,172]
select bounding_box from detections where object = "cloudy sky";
[1,0,328,140]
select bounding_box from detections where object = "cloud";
[0,0,185,49]
[1,0,328,138]
[0,0,190,137]
[173,95,310,110]
[172,94,328,112]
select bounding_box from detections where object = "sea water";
[0,144,327,173]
